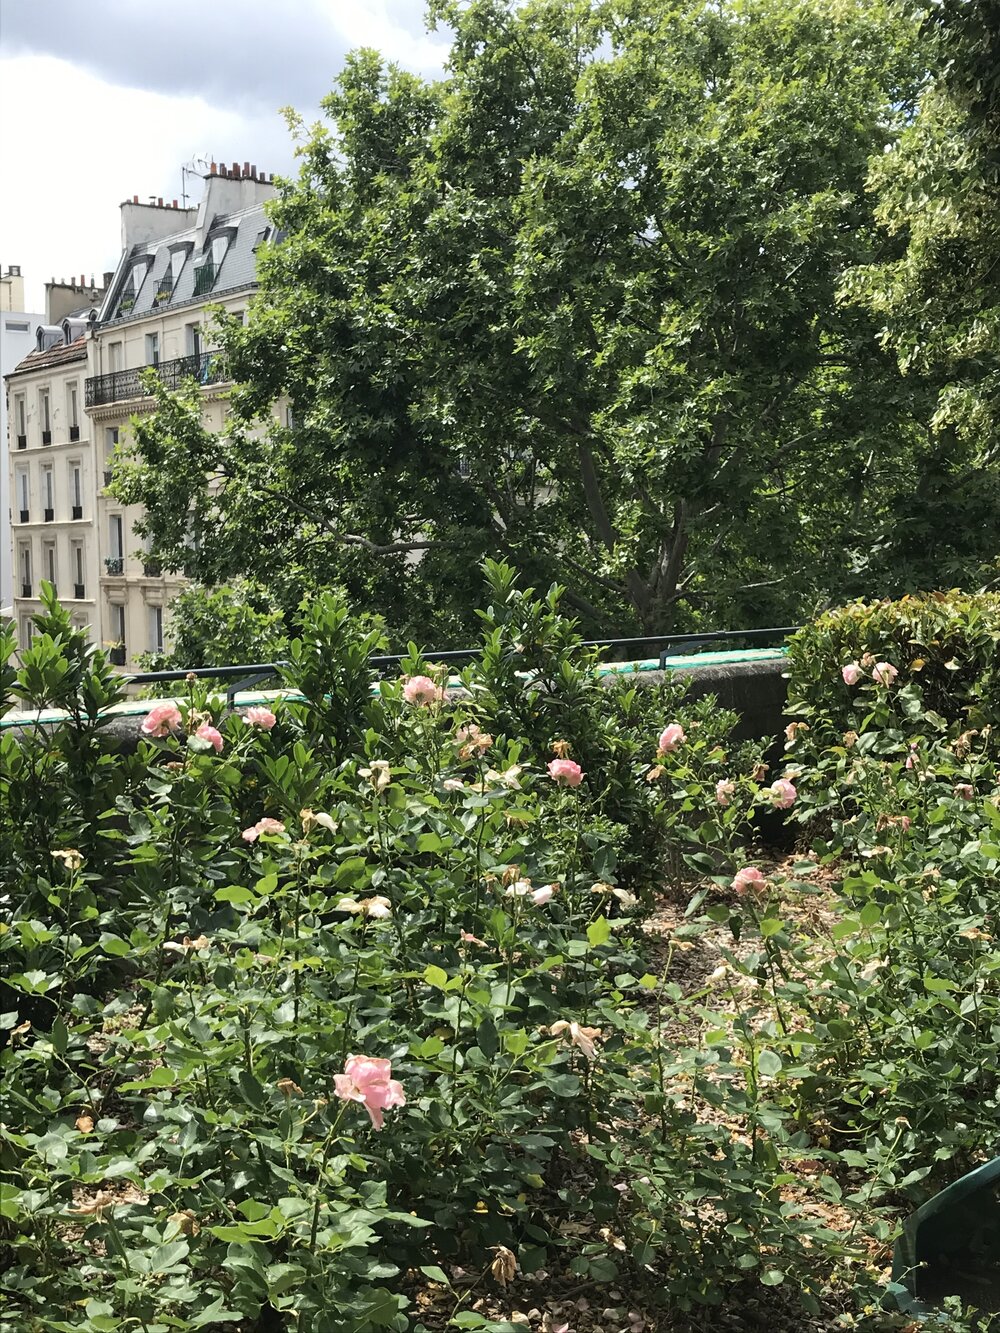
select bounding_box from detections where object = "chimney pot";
[210,161,217,175]
[133,194,139,203]
[243,161,250,177]
[251,164,257,178]
[232,162,239,177]
[172,199,178,208]
[157,197,163,207]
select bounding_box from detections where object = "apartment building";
[1,266,45,607]
[7,161,278,666]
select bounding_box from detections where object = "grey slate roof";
[101,204,272,327]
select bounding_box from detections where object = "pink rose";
[531,884,556,906]
[141,702,182,738]
[767,778,797,810]
[402,675,439,706]
[547,758,583,787]
[872,661,898,686]
[841,663,863,686]
[715,779,734,807]
[954,784,975,800]
[195,723,224,753]
[244,706,276,730]
[900,815,912,831]
[333,1054,406,1131]
[731,866,766,896]
[460,929,486,947]
[241,817,286,843]
[657,723,686,755]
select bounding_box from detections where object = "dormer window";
[131,262,148,297]
[211,234,230,269]
[170,248,187,282]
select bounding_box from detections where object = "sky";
[0,0,449,312]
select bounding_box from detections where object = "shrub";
[0,576,861,1332]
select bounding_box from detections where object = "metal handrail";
[85,352,226,407]
[122,627,800,703]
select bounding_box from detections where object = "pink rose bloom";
[657,723,686,755]
[333,1054,406,1131]
[402,675,439,706]
[715,779,735,807]
[731,866,766,896]
[244,706,277,730]
[195,723,223,753]
[460,929,486,947]
[241,817,286,843]
[841,663,863,686]
[872,661,898,686]
[767,778,797,810]
[531,884,556,906]
[954,784,975,800]
[900,815,912,831]
[547,758,583,787]
[141,702,182,738]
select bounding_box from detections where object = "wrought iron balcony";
[69,425,80,441]
[85,352,227,407]
[72,504,83,520]
[21,582,31,598]
[74,583,85,599]
[142,559,163,577]
[192,261,216,296]
[42,430,51,445]
[16,434,26,449]
[104,556,124,576]
[152,276,175,307]
[44,507,54,522]
[103,470,113,488]
[109,644,127,666]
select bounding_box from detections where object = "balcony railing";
[109,645,127,666]
[42,430,51,445]
[152,276,175,307]
[19,509,28,523]
[72,504,83,520]
[16,434,26,450]
[142,559,163,577]
[103,470,113,488]
[85,352,227,407]
[43,507,54,522]
[69,425,80,441]
[192,261,216,296]
[74,583,85,599]
[21,582,31,598]
[104,557,124,576]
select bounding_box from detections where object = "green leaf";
[757,1049,783,1077]
[419,1265,451,1285]
[587,916,611,948]
[424,964,449,990]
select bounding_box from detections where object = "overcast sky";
[0,0,448,311]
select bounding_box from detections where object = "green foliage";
[783,591,1000,803]
[117,0,932,641]
[138,581,291,673]
[1,577,889,1331]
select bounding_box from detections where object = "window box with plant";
[107,641,126,666]
[104,556,124,576]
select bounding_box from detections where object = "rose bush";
[4,580,980,1331]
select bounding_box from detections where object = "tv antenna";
[181,155,212,207]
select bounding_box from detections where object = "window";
[285,405,295,430]
[252,226,270,251]
[42,465,54,519]
[20,617,34,649]
[14,393,26,446]
[70,462,83,517]
[16,468,29,519]
[145,332,160,366]
[211,234,230,269]
[109,514,124,559]
[186,323,203,357]
[108,341,123,372]
[67,382,79,438]
[131,261,148,298]
[43,541,57,592]
[19,543,32,597]
[39,389,51,442]
[6,319,29,332]
[110,603,126,645]
[170,248,186,282]
[149,605,164,653]
[72,541,85,597]
[104,427,119,488]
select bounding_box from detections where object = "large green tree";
[841,0,1000,590]
[118,0,923,642]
